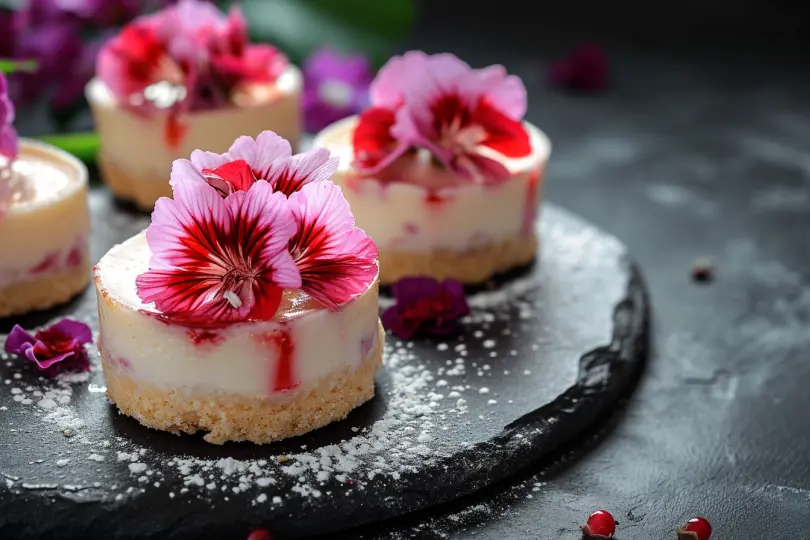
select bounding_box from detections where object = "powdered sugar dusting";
[0,204,637,535]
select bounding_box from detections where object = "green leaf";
[36,132,99,164]
[0,59,38,74]
[241,0,414,67]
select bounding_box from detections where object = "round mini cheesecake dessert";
[0,140,90,317]
[95,233,382,445]
[312,51,551,285]
[95,130,381,444]
[314,117,550,285]
[87,0,302,212]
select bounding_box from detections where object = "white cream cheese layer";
[313,116,551,253]
[94,232,381,397]
[0,139,89,284]
[85,64,303,183]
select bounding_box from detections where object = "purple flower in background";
[4,0,169,111]
[548,42,609,92]
[4,318,93,377]
[303,47,373,132]
[382,277,470,340]
[0,72,18,161]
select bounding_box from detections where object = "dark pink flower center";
[32,329,75,359]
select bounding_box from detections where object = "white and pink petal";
[266,147,338,196]
[288,181,378,310]
[226,131,292,180]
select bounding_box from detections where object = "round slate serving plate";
[0,191,648,540]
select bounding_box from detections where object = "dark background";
[328,2,810,539]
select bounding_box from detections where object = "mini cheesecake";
[87,67,302,212]
[314,117,551,285]
[95,233,381,444]
[0,140,90,317]
[94,129,380,444]
[87,0,303,212]
[313,50,552,285]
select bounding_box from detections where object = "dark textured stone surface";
[0,192,647,539]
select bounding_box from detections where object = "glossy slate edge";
[0,264,648,540]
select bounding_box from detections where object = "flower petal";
[137,179,300,324]
[169,157,207,190]
[462,65,527,120]
[189,149,230,171]
[26,347,74,370]
[288,181,377,310]
[382,277,469,339]
[225,181,301,290]
[3,325,36,356]
[266,148,338,197]
[226,131,292,180]
[47,318,93,345]
[353,106,411,172]
[391,276,442,304]
[370,51,468,109]
[201,159,258,194]
[473,99,532,158]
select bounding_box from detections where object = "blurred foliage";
[241,0,415,67]
[37,132,99,164]
[0,60,37,74]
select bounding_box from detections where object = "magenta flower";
[159,130,377,315]
[381,277,470,339]
[302,47,372,133]
[4,318,93,377]
[135,178,301,326]
[97,0,287,116]
[353,51,531,184]
[0,72,18,162]
[548,42,608,92]
[288,181,378,310]
[170,130,337,197]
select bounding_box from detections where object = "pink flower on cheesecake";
[97,0,288,117]
[353,51,532,183]
[135,178,301,325]
[140,131,377,323]
[170,131,338,198]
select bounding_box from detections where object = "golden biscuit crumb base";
[101,323,384,445]
[379,233,537,285]
[0,263,90,318]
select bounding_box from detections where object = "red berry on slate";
[247,528,272,540]
[680,517,712,540]
[585,509,616,537]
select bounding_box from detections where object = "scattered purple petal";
[382,277,470,340]
[4,318,94,378]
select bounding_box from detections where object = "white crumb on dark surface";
[0,207,636,538]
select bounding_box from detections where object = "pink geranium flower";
[135,178,301,325]
[97,0,287,115]
[170,130,337,197]
[353,51,532,183]
[141,131,377,322]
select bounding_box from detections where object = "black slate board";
[0,191,647,540]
